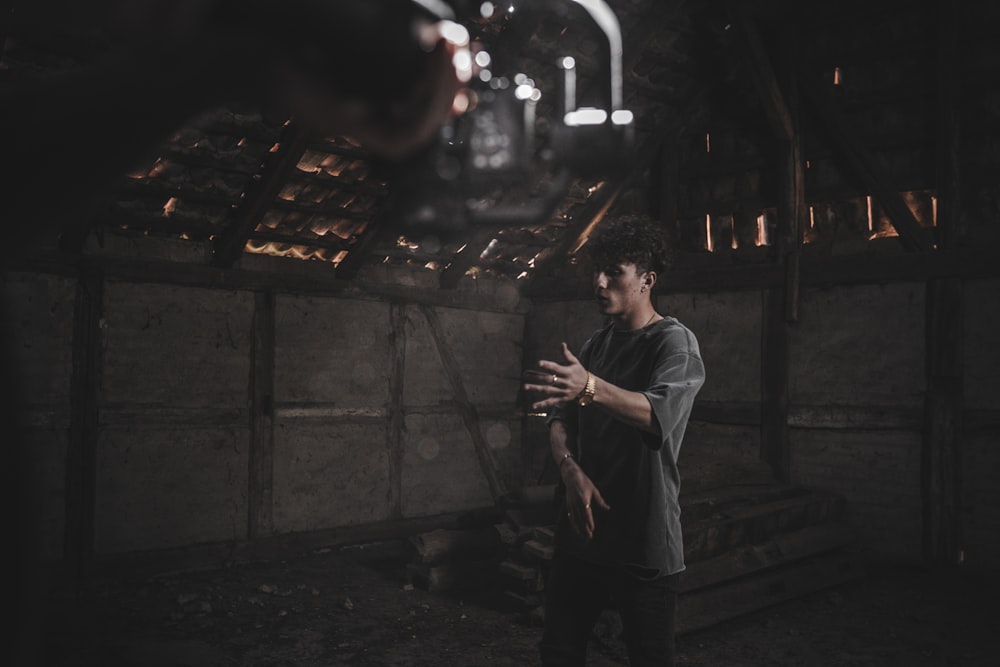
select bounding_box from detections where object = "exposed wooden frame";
[799,83,935,253]
[212,122,313,268]
[65,269,103,579]
[248,291,276,539]
[922,0,964,565]
[418,305,507,501]
[387,303,407,519]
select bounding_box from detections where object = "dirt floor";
[32,541,996,667]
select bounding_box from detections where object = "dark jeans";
[540,551,680,666]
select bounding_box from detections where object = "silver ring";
[551,374,558,385]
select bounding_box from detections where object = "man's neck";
[612,305,658,331]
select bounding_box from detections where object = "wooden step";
[677,548,865,634]
[681,521,859,592]
[683,490,845,562]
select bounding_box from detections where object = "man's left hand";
[523,342,589,410]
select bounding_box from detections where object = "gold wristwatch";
[577,371,596,406]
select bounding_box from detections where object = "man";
[524,214,705,666]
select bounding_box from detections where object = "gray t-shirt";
[550,315,705,576]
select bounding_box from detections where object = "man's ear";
[644,271,657,290]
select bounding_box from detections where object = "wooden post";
[922,0,964,564]
[761,288,790,482]
[387,303,406,519]
[923,278,963,564]
[65,269,103,579]
[248,291,275,539]
[733,5,803,481]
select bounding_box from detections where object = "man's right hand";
[561,460,610,540]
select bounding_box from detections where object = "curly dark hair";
[583,213,675,276]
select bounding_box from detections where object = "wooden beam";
[800,82,935,253]
[922,277,964,564]
[935,0,964,250]
[760,286,790,482]
[418,305,506,501]
[248,291,275,539]
[921,2,965,565]
[387,303,406,519]
[9,250,528,313]
[439,228,502,290]
[730,3,794,142]
[65,269,103,580]
[333,209,396,281]
[212,121,312,268]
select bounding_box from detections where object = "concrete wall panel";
[660,291,761,404]
[679,422,770,494]
[3,273,75,561]
[792,283,925,406]
[272,419,391,533]
[401,413,493,517]
[402,306,452,407]
[3,272,75,404]
[436,308,523,406]
[275,296,391,406]
[790,428,922,560]
[94,426,249,554]
[522,301,606,370]
[101,283,253,408]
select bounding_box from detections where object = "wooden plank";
[922,277,964,564]
[681,521,858,592]
[387,303,406,519]
[682,491,844,562]
[408,526,503,565]
[15,236,1000,307]
[730,2,794,142]
[761,287,790,482]
[65,269,103,580]
[522,539,554,561]
[406,559,497,593]
[934,0,965,250]
[788,404,923,430]
[212,121,312,268]
[690,401,761,426]
[248,291,275,539]
[677,550,865,635]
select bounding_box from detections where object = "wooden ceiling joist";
[212,121,313,268]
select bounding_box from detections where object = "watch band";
[576,371,596,406]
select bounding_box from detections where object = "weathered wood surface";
[923,277,964,564]
[683,490,844,562]
[408,526,506,565]
[677,549,865,634]
[680,521,858,592]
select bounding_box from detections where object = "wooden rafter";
[800,83,935,253]
[730,2,794,143]
[212,121,312,268]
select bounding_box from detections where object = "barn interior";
[2,0,998,665]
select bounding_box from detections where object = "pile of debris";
[405,483,863,633]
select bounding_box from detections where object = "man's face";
[593,261,648,317]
